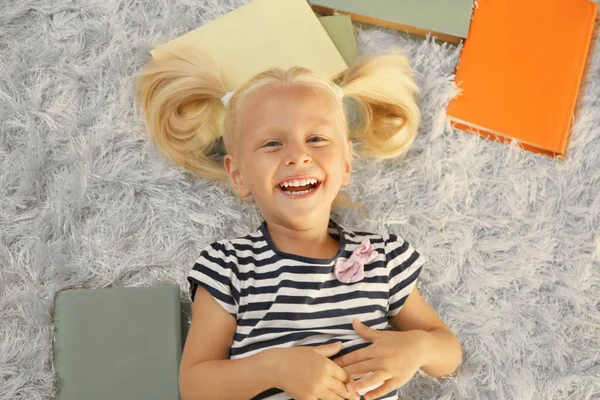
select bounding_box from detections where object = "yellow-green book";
[151,0,348,91]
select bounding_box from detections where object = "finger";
[346,370,389,394]
[343,359,380,378]
[352,319,381,342]
[319,389,345,400]
[327,377,359,400]
[328,360,352,383]
[313,341,344,357]
[363,378,402,400]
[334,346,373,368]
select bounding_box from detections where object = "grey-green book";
[310,0,474,43]
[52,285,183,400]
[318,15,359,66]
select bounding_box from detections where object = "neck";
[264,215,339,259]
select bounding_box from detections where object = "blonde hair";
[136,46,420,210]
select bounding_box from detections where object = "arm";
[179,286,278,400]
[389,286,462,378]
[180,352,278,400]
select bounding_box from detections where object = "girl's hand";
[332,319,428,400]
[272,341,360,400]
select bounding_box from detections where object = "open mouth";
[278,179,322,196]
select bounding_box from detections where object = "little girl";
[137,46,462,400]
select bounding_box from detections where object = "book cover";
[52,286,182,400]
[310,0,474,44]
[151,0,348,91]
[446,0,598,158]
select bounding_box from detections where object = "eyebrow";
[257,120,334,137]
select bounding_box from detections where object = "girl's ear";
[342,139,353,186]
[224,154,251,197]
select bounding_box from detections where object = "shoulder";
[197,225,263,257]
[196,239,237,261]
[195,226,269,269]
[381,231,425,277]
[382,232,411,253]
[192,232,247,274]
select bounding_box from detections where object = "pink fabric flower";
[333,239,378,284]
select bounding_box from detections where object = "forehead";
[240,85,338,137]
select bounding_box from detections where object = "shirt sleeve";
[187,241,240,320]
[384,233,425,318]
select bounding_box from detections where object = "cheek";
[249,156,277,184]
[318,149,344,177]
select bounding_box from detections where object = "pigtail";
[136,46,229,181]
[339,51,420,159]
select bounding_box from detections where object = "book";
[318,15,359,66]
[446,0,598,158]
[309,0,474,44]
[150,0,348,91]
[52,286,182,400]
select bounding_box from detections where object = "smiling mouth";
[278,180,322,195]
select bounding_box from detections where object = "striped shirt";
[187,218,424,400]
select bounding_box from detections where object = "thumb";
[353,319,381,341]
[312,341,343,357]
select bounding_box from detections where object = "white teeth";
[279,178,318,188]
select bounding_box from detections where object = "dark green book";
[310,0,474,43]
[52,285,183,400]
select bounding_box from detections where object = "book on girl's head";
[52,286,182,400]
[310,0,474,44]
[446,0,598,158]
[150,0,348,91]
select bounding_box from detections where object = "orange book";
[446,0,598,158]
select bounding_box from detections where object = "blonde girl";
[137,46,462,400]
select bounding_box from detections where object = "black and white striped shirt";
[187,218,424,400]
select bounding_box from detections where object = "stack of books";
[151,0,598,157]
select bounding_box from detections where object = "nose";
[284,140,311,166]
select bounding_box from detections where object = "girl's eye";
[308,136,326,143]
[264,141,280,147]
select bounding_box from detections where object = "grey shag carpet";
[1,1,599,399]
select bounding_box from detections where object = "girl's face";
[224,85,352,227]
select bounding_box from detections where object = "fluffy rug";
[1,1,599,399]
